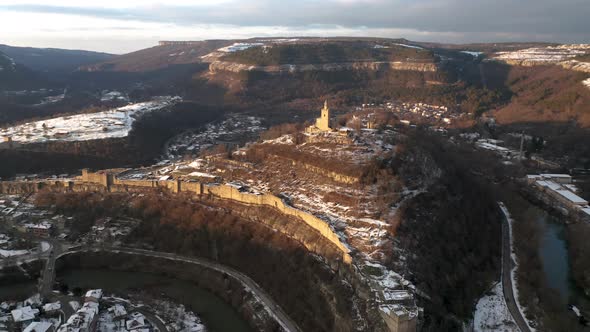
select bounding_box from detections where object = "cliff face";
[497,59,590,74]
[209,60,439,74]
[558,60,590,73]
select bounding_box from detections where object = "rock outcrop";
[209,60,439,74]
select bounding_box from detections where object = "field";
[0,97,180,144]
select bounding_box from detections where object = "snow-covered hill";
[0,96,180,144]
[493,44,590,74]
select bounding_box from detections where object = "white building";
[23,321,54,332]
[42,302,61,314]
[58,302,99,332]
[84,289,103,303]
[11,306,39,324]
[539,173,572,184]
[108,304,127,318]
[126,312,147,331]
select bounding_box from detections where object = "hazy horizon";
[1,0,589,54]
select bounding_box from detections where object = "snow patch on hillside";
[474,282,518,332]
[583,78,590,90]
[393,43,423,50]
[0,96,180,144]
[461,51,483,57]
[494,44,590,63]
[101,90,129,102]
[218,42,264,53]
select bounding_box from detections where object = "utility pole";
[519,131,525,161]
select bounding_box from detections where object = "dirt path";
[500,203,531,332]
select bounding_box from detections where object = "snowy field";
[0,96,180,144]
[474,282,518,332]
[494,45,590,91]
[218,42,264,53]
[494,44,590,63]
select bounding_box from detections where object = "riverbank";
[60,269,249,332]
[503,193,590,331]
[55,250,282,332]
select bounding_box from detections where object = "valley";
[0,36,589,332]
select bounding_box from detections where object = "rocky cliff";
[496,59,590,74]
[209,60,439,74]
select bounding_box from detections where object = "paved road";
[39,240,61,297]
[62,245,302,332]
[499,203,531,332]
[3,241,301,332]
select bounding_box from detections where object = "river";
[534,207,590,314]
[536,210,572,301]
[2,268,251,332]
[0,268,254,331]
[58,269,253,332]
[0,281,36,301]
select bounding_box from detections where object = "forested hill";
[0,44,113,72]
[0,51,48,90]
[220,42,436,66]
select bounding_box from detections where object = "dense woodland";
[392,132,502,330]
[0,53,48,90]
[0,149,120,179]
[487,64,590,126]
[567,224,590,298]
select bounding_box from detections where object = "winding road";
[50,245,302,332]
[499,202,532,332]
[2,234,301,332]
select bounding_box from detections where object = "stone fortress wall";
[0,169,352,264]
[0,170,424,332]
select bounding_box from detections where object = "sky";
[0,0,588,54]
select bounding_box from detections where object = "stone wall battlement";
[1,169,352,264]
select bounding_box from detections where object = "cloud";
[0,0,588,52]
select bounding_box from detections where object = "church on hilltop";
[306,100,333,133]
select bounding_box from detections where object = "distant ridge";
[0,44,113,72]
[158,41,203,46]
